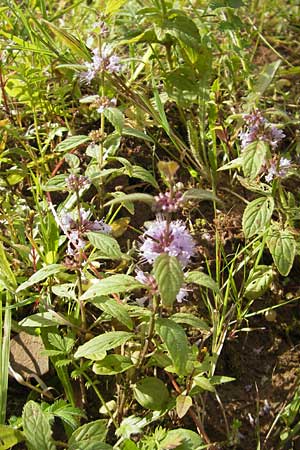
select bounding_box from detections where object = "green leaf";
[87,232,123,260]
[210,376,235,385]
[176,395,193,419]
[242,196,274,238]
[16,264,65,292]
[266,225,296,276]
[42,174,67,192]
[244,265,274,300]
[93,355,134,375]
[133,377,169,411]
[153,254,184,307]
[44,400,84,430]
[104,193,154,207]
[0,425,24,450]
[171,313,210,331]
[104,108,124,134]
[186,271,220,294]
[122,127,154,143]
[68,420,108,449]
[92,297,133,330]
[81,275,143,300]
[55,135,90,153]
[105,0,127,14]
[161,428,204,449]
[182,188,220,203]
[42,20,90,59]
[74,331,134,359]
[19,311,66,328]
[0,242,17,291]
[129,165,159,189]
[242,141,268,179]
[22,401,56,450]
[248,60,281,103]
[217,157,243,171]
[156,318,189,376]
[193,375,215,392]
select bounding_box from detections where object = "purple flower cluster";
[66,174,90,191]
[264,157,292,182]
[240,110,285,150]
[81,47,121,83]
[140,218,195,267]
[61,208,111,255]
[154,190,183,213]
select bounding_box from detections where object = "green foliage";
[1,1,299,448]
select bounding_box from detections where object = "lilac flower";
[140,218,195,267]
[66,174,90,191]
[61,208,111,255]
[135,270,189,303]
[154,191,183,213]
[265,157,292,182]
[240,109,285,150]
[80,46,121,83]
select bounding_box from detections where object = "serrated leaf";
[244,265,274,300]
[193,375,215,392]
[16,264,65,292]
[171,313,210,331]
[93,355,134,375]
[242,196,274,238]
[22,401,56,450]
[186,271,220,294]
[44,400,84,430]
[0,425,24,450]
[156,318,189,376]
[68,420,108,447]
[74,331,134,359]
[176,395,193,419]
[81,275,143,300]
[104,108,124,134]
[153,254,184,307]
[42,174,67,192]
[93,297,133,330]
[129,165,158,188]
[242,141,268,179]
[55,135,90,153]
[104,193,154,207]
[133,377,169,411]
[267,225,296,276]
[87,232,123,260]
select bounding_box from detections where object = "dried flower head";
[140,218,195,267]
[91,96,117,113]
